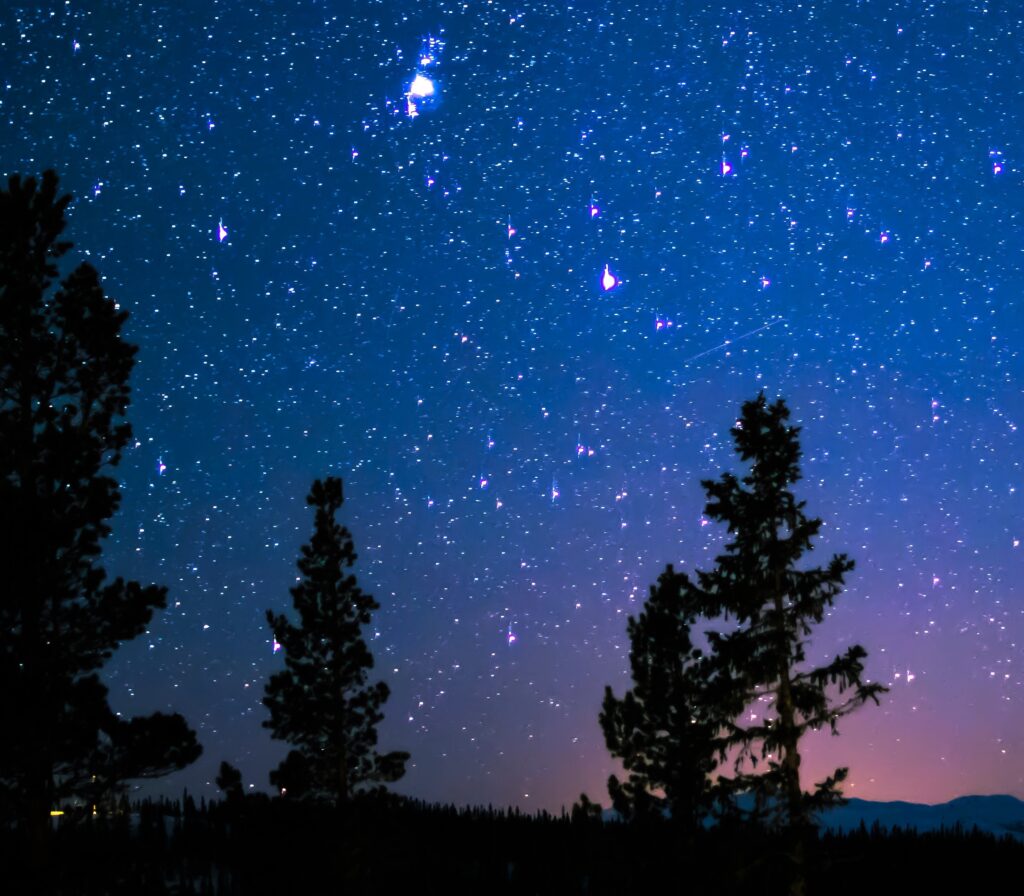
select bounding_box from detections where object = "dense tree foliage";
[600,565,735,829]
[0,171,200,862]
[264,476,408,803]
[216,761,244,804]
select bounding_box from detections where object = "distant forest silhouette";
[26,793,1024,895]
[3,173,1021,894]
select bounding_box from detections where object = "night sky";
[3,0,1022,812]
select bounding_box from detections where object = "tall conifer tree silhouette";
[600,394,885,894]
[697,393,886,895]
[0,172,200,863]
[600,564,733,829]
[264,477,408,803]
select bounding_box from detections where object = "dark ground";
[6,794,1021,895]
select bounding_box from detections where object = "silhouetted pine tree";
[0,172,201,865]
[215,761,243,803]
[600,564,735,830]
[264,477,408,804]
[570,792,604,823]
[697,393,887,894]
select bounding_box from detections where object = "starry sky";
[3,0,1022,812]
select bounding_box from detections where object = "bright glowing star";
[351,147,358,160]
[507,625,516,646]
[50,810,64,817]
[993,161,1003,175]
[507,217,516,238]
[923,259,932,269]
[408,73,435,97]
[740,145,749,159]
[589,201,600,218]
[601,264,618,291]
[218,219,227,242]
[846,208,856,220]
[272,639,282,654]
[760,275,771,289]
[157,457,167,476]
[721,133,730,143]
[721,158,732,176]
[426,175,435,188]
[72,40,80,53]
[479,476,489,489]
[496,498,503,510]
[550,479,560,502]
[879,230,890,244]
[405,97,418,118]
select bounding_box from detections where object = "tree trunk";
[338,737,349,807]
[772,582,807,896]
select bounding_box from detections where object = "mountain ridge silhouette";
[598,793,1024,839]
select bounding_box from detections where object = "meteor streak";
[682,318,786,365]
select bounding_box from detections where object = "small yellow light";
[50,810,64,817]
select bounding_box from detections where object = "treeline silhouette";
[4,171,1016,893]
[17,791,1024,895]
